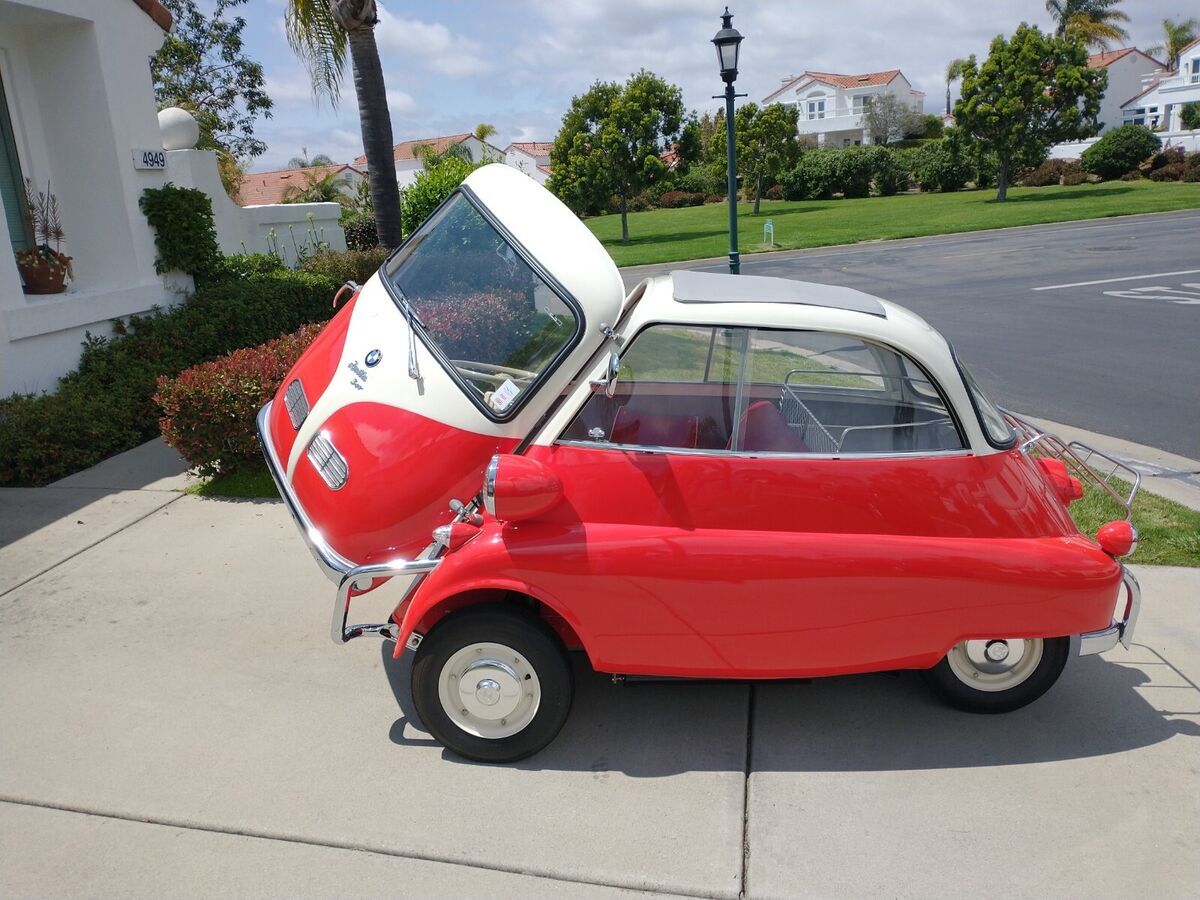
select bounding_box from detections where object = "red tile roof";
[237,164,361,206]
[1088,47,1165,69]
[537,164,552,175]
[131,0,173,31]
[763,69,902,103]
[352,133,475,167]
[508,141,554,155]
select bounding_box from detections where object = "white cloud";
[386,89,419,114]
[374,6,492,78]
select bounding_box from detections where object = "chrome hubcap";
[438,642,541,739]
[947,638,1043,692]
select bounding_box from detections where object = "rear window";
[955,355,1016,448]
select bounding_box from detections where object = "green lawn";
[589,181,1200,267]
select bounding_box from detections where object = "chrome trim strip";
[332,557,441,644]
[257,402,358,583]
[483,455,499,517]
[554,438,973,460]
[1078,565,1141,655]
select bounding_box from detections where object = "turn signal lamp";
[483,454,563,522]
[1037,457,1084,505]
[1097,520,1137,558]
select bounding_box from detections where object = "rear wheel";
[922,636,1070,713]
[411,606,573,762]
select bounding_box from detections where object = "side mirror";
[591,352,621,398]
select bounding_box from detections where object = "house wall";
[0,0,181,396]
[393,136,500,187]
[504,149,550,185]
[1048,130,1200,159]
[778,76,924,146]
[1096,53,1164,132]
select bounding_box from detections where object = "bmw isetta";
[259,164,1142,762]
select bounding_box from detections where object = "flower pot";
[17,252,70,295]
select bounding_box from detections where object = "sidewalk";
[1,439,1197,898]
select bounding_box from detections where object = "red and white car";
[259,164,1142,762]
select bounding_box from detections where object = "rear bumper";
[1078,565,1141,656]
[258,401,441,645]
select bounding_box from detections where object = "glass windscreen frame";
[950,346,1017,449]
[381,187,584,421]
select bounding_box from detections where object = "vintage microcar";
[259,164,1142,762]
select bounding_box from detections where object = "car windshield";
[384,192,578,417]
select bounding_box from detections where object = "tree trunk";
[996,158,1009,202]
[945,86,951,117]
[347,26,402,247]
[620,191,629,244]
[753,172,763,215]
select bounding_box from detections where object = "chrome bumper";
[1078,566,1141,656]
[257,402,441,645]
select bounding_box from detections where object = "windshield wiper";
[394,288,422,382]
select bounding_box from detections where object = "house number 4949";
[132,149,167,170]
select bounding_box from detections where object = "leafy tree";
[1147,17,1199,68]
[548,70,687,242]
[151,0,273,197]
[954,24,1104,200]
[945,58,969,117]
[1045,0,1130,50]
[863,94,922,146]
[401,157,480,236]
[733,103,800,213]
[286,1,402,247]
[288,148,336,168]
[1183,102,1200,131]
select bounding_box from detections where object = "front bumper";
[257,401,440,645]
[1077,565,1141,656]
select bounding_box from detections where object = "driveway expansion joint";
[0,796,724,900]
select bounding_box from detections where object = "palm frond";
[285,0,347,106]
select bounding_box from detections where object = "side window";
[560,324,744,450]
[740,330,964,454]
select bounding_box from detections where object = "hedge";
[0,265,339,486]
[299,247,391,286]
[1080,125,1161,180]
[155,324,323,477]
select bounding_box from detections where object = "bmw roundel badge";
[365,349,382,367]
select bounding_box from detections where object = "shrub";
[155,324,323,477]
[1119,169,1143,181]
[865,146,906,196]
[627,191,653,212]
[1062,171,1088,186]
[911,139,972,192]
[1141,146,1185,174]
[218,253,286,277]
[1182,102,1200,131]
[1021,158,1081,187]
[1148,162,1187,181]
[341,211,379,250]
[834,146,875,198]
[704,194,725,204]
[300,248,391,286]
[659,190,705,208]
[139,183,222,277]
[0,268,339,486]
[674,168,722,195]
[780,149,840,200]
[1080,125,1161,179]
[764,183,784,201]
[401,157,477,236]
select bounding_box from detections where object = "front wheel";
[922,636,1070,713]
[411,606,573,762]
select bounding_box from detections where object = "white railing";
[796,112,865,132]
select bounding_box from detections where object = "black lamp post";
[712,7,744,274]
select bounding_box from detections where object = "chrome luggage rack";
[1002,410,1141,519]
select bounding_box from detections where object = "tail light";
[1097,520,1137,557]
[483,454,562,522]
[1037,457,1083,505]
[307,433,348,490]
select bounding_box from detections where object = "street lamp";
[712,6,744,274]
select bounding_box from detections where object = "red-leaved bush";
[154,323,323,477]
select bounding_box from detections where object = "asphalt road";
[622,210,1200,459]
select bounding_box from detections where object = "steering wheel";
[450,359,537,388]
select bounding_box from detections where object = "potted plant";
[15,178,73,295]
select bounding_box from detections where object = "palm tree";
[286,1,401,247]
[473,123,497,143]
[282,168,352,205]
[945,58,968,117]
[287,147,336,168]
[1147,17,1199,69]
[415,141,474,170]
[1046,0,1130,49]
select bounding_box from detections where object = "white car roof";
[671,269,887,318]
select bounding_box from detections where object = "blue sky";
[246,1,1188,171]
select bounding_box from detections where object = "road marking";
[1032,269,1200,291]
[1102,283,1200,305]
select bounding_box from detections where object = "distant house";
[353,133,503,188]
[1121,38,1200,133]
[1087,48,1165,132]
[237,163,364,206]
[762,69,925,147]
[504,141,553,185]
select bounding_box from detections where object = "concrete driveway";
[2,441,1198,898]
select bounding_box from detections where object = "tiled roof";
[763,69,902,103]
[508,141,554,155]
[537,164,552,175]
[131,0,173,31]
[353,133,475,166]
[237,164,361,206]
[1088,48,1135,67]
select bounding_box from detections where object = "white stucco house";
[237,163,365,206]
[503,141,553,185]
[1086,48,1166,131]
[352,133,503,188]
[762,69,925,146]
[1121,38,1200,133]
